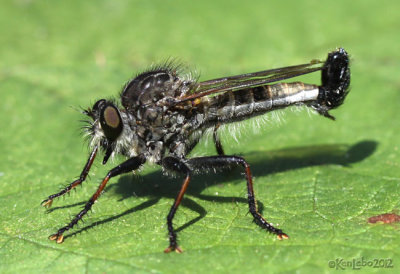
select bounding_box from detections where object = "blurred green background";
[1,0,399,273]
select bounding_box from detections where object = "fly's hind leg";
[213,124,225,155]
[187,155,288,240]
[185,124,224,156]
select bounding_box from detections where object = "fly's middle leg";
[161,156,192,253]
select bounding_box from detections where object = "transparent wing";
[174,59,324,104]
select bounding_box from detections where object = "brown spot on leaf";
[368,213,400,224]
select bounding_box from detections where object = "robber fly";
[42,48,350,253]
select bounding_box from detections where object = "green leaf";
[1,0,399,272]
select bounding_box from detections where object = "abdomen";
[201,81,319,125]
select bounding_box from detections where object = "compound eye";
[100,104,123,142]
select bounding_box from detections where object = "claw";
[49,233,64,243]
[277,233,289,240]
[41,199,53,208]
[164,245,183,253]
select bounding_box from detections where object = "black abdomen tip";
[320,48,351,109]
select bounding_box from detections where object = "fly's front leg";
[187,156,289,240]
[161,156,192,253]
[48,155,146,244]
[41,145,99,208]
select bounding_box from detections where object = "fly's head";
[84,99,126,164]
[312,48,351,120]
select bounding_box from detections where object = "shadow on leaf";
[60,140,377,237]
